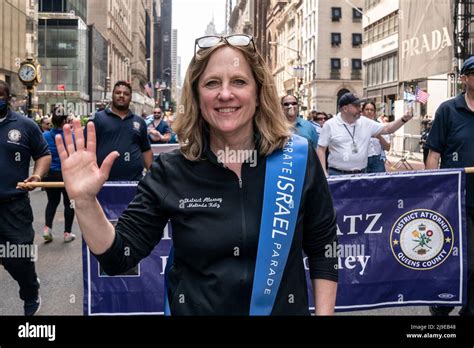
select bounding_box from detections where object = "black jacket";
[96,142,338,315]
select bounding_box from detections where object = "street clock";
[18,58,41,86]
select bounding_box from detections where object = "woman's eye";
[205,80,220,88]
[233,79,246,86]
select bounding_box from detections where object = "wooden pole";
[17,182,65,189]
[17,168,474,189]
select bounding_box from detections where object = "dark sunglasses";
[194,34,256,57]
[316,117,327,121]
[283,102,298,107]
[154,112,162,115]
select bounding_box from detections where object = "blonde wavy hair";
[173,40,291,161]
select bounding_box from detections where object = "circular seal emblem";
[390,209,454,270]
[8,129,21,142]
[133,122,140,131]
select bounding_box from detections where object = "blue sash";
[164,247,174,316]
[164,135,308,315]
[249,135,308,315]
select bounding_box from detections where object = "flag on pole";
[415,87,429,104]
[145,82,154,98]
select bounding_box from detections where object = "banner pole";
[17,182,65,189]
[465,167,474,174]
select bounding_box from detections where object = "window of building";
[331,33,341,46]
[352,59,362,70]
[363,11,399,46]
[331,58,341,70]
[364,53,398,87]
[352,59,362,80]
[353,8,363,22]
[352,33,362,47]
[332,7,342,22]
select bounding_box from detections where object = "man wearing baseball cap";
[317,92,413,176]
[425,56,474,316]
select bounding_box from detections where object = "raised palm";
[55,119,119,200]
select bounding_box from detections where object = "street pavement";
[0,159,460,315]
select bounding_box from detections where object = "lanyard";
[343,124,356,143]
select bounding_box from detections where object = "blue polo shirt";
[147,118,171,144]
[91,108,151,181]
[427,93,474,207]
[295,117,319,149]
[0,109,50,199]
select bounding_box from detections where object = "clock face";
[19,64,37,82]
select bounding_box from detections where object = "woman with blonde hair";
[56,34,338,315]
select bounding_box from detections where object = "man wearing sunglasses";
[281,95,319,150]
[147,107,171,144]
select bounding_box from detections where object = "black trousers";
[430,207,474,316]
[0,195,39,302]
[44,170,75,232]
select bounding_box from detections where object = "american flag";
[145,82,154,98]
[415,87,429,104]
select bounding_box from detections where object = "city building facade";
[0,0,36,110]
[265,0,364,114]
[87,0,133,90]
[37,0,90,112]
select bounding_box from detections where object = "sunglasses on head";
[194,34,256,57]
[283,102,298,107]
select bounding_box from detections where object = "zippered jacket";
[95,138,338,315]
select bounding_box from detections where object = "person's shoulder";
[437,94,460,112]
[13,112,42,131]
[132,114,147,125]
[90,109,107,122]
[323,116,337,127]
[156,149,183,163]
[152,149,185,173]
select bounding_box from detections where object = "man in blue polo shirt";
[426,56,474,316]
[146,107,171,144]
[90,81,153,181]
[0,80,51,315]
[281,95,319,149]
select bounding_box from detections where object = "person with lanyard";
[55,34,338,315]
[317,92,413,176]
[362,101,390,173]
[0,80,51,315]
[425,56,474,316]
[88,80,153,181]
[146,107,171,144]
[42,105,76,243]
[281,95,319,150]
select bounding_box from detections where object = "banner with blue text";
[83,169,467,315]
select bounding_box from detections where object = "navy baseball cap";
[461,56,474,75]
[338,92,362,108]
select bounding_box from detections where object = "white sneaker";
[64,232,76,243]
